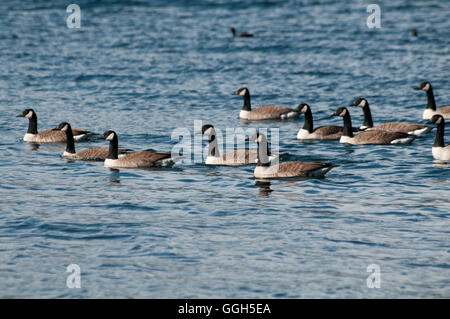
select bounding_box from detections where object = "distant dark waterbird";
[230,27,253,38]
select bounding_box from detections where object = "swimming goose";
[331,107,416,145]
[56,122,131,161]
[426,115,450,161]
[201,124,278,166]
[16,109,93,143]
[350,97,432,135]
[99,130,174,168]
[249,133,336,178]
[296,103,344,140]
[233,88,300,120]
[414,82,450,119]
[230,27,253,38]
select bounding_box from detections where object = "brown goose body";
[234,88,299,121]
[242,105,297,121]
[63,147,131,161]
[351,130,413,145]
[369,122,430,135]
[105,151,172,168]
[255,161,334,178]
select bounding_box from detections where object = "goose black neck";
[65,128,76,154]
[362,104,374,128]
[302,108,314,132]
[426,87,437,110]
[208,133,219,157]
[256,137,270,167]
[342,112,354,137]
[107,135,119,159]
[242,91,251,111]
[433,121,445,147]
[27,114,38,134]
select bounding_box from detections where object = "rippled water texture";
[0,0,449,298]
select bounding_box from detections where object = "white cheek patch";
[301,105,308,113]
[341,109,347,116]
[62,124,69,131]
[204,127,213,135]
[106,133,115,141]
[359,99,367,107]
[25,111,33,119]
[423,83,430,91]
[437,117,443,124]
[239,89,247,96]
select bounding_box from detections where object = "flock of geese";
[16,80,449,179]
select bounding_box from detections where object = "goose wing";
[35,129,67,142]
[221,149,256,165]
[276,161,332,177]
[373,122,425,134]
[313,125,343,139]
[437,105,450,117]
[354,130,409,144]
[248,106,294,120]
[120,151,172,167]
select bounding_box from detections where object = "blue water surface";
[0,0,449,298]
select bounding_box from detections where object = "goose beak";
[413,86,422,90]
[194,131,202,135]
[16,113,24,117]
[97,136,105,140]
[232,90,239,95]
[330,112,337,117]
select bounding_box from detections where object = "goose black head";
[331,107,349,117]
[426,114,444,125]
[232,87,249,96]
[414,81,431,91]
[16,108,35,119]
[297,103,310,114]
[99,130,117,141]
[230,27,236,36]
[201,124,215,135]
[55,122,71,131]
[350,97,368,107]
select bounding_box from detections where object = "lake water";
[0,0,449,298]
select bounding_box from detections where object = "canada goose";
[249,133,336,178]
[230,27,253,38]
[350,97,432,135]
[331,107,416,145]
[99,130,174,168]
[414,82,450,119]
[296,103,345,140]
[56,122,131,161]
[426,115,450,161]
[16,109,93,143]
[201,124,278,166]
[233,88,300,120]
